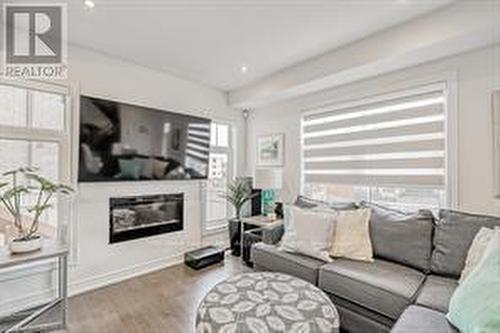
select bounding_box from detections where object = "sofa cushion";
[391,305,458,333]
[415,275,458,313]
[335,302,391,333]
[330,294,394,330]
[361,202,434,272]
[431,209,500,277]
[318,258,425,320]
[251,243,325,284]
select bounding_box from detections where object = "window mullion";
[0,79,69,96]
[26,89,31,129]
[27,91,34,169]
[210,146,228,154]
[0,126,64,142]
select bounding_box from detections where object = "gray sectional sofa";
[250,201,500,333]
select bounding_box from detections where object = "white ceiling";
[22,0,453,90]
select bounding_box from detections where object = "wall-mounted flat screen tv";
[78,95,211,182]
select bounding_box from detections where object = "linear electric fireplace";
[109,193,184,243]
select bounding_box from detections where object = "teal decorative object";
[261,189,276,215]
[254,168,282,216]
[447,229,500,333]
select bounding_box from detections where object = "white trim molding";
[69,253,184,297]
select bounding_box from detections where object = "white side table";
[0,241,68,332]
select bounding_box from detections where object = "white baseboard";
[69,253,184,296]
[0,253,184,318]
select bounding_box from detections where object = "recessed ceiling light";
[240,66,248,74]
[84,0,95,9]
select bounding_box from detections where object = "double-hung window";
[0,81,72,245]
[205,122,234,232]
[301,84,449,211]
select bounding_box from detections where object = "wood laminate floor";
[65,253,250,333]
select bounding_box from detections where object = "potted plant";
[0,167,73,254]
[220,178,255,256]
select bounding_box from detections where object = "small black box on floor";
[184,246,224,270]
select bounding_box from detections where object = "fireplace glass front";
[109,193,183,243]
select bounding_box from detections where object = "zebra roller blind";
[186,122,211,163]
[302,85,447,187]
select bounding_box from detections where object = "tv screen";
[78,95,211,182]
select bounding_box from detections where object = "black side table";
[228,219,259,257]
[240,217,284,266]
[242,228,263,266]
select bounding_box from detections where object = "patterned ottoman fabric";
[196,272,340,333]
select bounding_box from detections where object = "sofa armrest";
[260,222,284,245]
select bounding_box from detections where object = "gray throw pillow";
[361,201,434,272]
[294,195,357,211]
[431,209,500,277]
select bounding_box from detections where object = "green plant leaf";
[220,178,256,219]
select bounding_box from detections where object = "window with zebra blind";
[301,83,450,211]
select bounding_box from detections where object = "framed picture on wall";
[257,134,284,166]
[493,90,500,198]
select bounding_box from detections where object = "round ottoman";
[196,272,339,333]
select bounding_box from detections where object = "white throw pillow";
[280,205,337,262]
[153,160,169,179]
[459,227,495,284]
[329,208,374,262]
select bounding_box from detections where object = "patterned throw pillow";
[329,208,374,262]
[459,227,495,284]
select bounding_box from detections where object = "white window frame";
[300,75,458,210]
[203,120,236,234]
[0,79,75,241]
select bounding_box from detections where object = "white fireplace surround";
[70,180,206,294]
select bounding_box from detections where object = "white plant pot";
[9,236,42,254]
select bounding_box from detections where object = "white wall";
[69,46,244,291]
[0,46,243,315]
[248,44,500,216]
